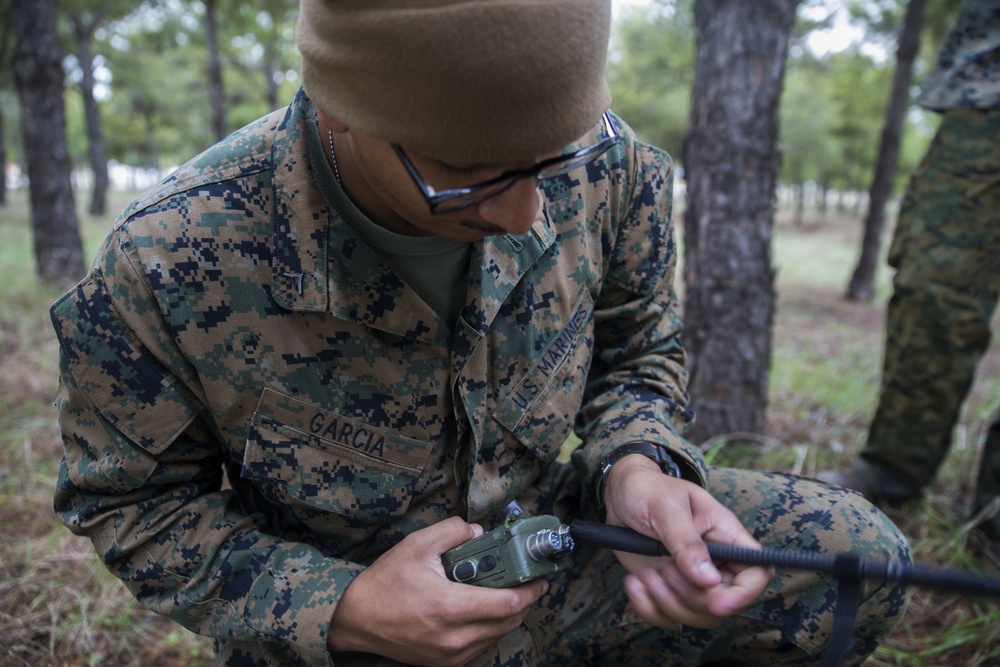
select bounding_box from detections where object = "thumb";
[668,533,723,587]
[422,515,485,555]
[654,502,722,587]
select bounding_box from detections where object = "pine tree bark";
[71,6,110,216]
[12,0,85,286]
[681,0,801,445]
[846,0,926,302]
[0,13,11,207]
[0,94,7,207]
[205,0,228,141]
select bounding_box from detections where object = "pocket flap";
[242,388,432,520]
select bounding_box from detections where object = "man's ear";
[317,106,349,134]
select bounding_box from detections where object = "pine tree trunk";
[12,0,85,286]
[0,99,6,206]
[72,10,109,217]
[846,0,926,302]
[205,0,228,141]
[0,15,11,207]
[681,0,801,445]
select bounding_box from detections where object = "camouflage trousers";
[856,108,1000,533]
[228,468,909,667]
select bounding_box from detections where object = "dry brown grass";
[0,191,216,667]
[0,320,215,667]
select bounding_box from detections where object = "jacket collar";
[269,90,556,345]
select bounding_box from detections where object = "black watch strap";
[595,442,681,518]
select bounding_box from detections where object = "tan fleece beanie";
[297,0,612,164]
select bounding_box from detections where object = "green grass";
[1,190,997,665]
[693,205,1000,665]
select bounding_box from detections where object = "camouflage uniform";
[853,0,1000,536]
[51,90,910,666]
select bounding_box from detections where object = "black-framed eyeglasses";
[393,111,621,214]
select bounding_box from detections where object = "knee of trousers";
[709,469,913,660]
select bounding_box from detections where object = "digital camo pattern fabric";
[444,471,909,667]
[861,108,1000,515]
[918,0,1000,110]
[51,88,694,664]
[51,89,909,665]
[309,471,910,667]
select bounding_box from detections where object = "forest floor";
[763,211,1000,667]
[1,192,997,666]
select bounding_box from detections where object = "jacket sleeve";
[572,136,708,492]
[51,228,358,667]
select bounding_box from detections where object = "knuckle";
[431,604,465,627]
[505,613,527,633]
[437,633,483,667]
[503,591,528,616]
[437,634,468,658]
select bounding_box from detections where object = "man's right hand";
[327,516,548,667]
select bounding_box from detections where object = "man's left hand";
[603,455,773,628]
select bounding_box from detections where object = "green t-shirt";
[307,111,471,325]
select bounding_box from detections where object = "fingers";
[605,464,774,628]
[424,578,548,665]
[662,535,722,588]
[642,530,770,628]
[707,564,772,616]
[330,519,548,665]
[510,578,550,609]
[605,461,727,588]
[624,560,771,629]
[420,515,485,555]
[448,575,549,623]
[434,520,550,625]
[651,483,765,591]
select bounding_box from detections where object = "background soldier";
[819,0,1000,546]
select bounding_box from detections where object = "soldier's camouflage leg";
[215,637,307,666]
[860,108,1000,497]
[692,469,912,666]
[467,469,910,666]
[975,414,1000,542]
[859,281,992,498]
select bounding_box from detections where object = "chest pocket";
[242,388,432,522]
[493,289,595,463]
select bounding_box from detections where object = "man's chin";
[457,221,507,238]
[460,221,506,234]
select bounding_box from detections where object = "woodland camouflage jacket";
[51,89,703,665]
[918,0,1000,110]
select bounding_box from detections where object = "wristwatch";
[594,442,682,519]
